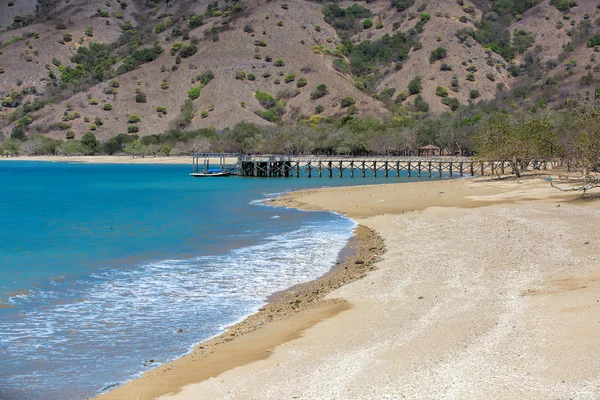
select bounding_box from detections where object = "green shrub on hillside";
[274,59,285,67]
[512,30,535,54]
[127,125,139,133]
[135,92,147,103]
[189,14,203,29]
[470,89,480,99]
[322,4,371,39]
[588,35,600,48]
[311,84,328,99]
[391,0,415,12]
[116,45,163,75]
[235,70,246,80]
[408,75,422,94]
[179,44,198,58]
[188,86,201,100]
[155,24,168,34]
[156,106,168,115]
[128,114,141,123]
[170,42,183,55]
[346,32,417,81]
[103,103,112,110]
[196,70,215,86]
[297,77,307,88]
[442,96,460,110]
[429,47,447,63]
[340,96,355,107]
[248,73,256,81]
[333,59,349,73]
[414,94,429,112]
[550,0,570,11]
[255,91,276,108]
[284,74,295,83]
[363,19,373,29]
[436,86,449,97]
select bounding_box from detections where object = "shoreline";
[0,155,196,164]
[99,173,600,399]
[96,224,385,400]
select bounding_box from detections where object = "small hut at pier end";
[418,144,441,157]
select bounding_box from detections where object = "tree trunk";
[512,156,521,178]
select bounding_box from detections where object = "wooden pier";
[191,154,555,178]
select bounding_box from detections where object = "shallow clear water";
[0,161,438,400]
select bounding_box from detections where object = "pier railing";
[191,153,556,178]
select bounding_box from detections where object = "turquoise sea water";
[0,161,438,399]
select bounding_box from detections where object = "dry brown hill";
[0,0,599,140]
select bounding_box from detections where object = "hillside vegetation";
[0,0,599,160]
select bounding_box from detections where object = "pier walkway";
[191,153,555,178]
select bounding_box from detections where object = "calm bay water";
[0,161,435,400]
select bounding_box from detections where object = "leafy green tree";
[0,138,21,156]
[558,108,600,180]
[81,132,99,154]
[474,113,558,177]
[124,140,149,157]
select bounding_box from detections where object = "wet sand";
[96,226,385,400]
[100,174,600,399]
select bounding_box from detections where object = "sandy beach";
[100,174,600,399]
[1,155,197,164]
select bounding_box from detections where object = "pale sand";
[1,155,219,164]
[154,176,600,399]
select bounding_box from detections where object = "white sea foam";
[0,215,356,400]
